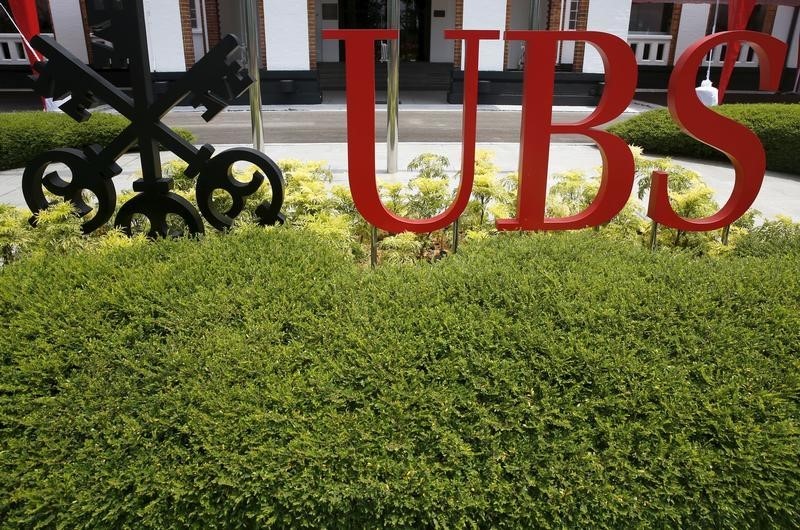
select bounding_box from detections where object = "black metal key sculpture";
[22,0,285,237]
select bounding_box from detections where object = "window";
[567,0,579,30]
[629,1,674,34]
[189,0,198,30]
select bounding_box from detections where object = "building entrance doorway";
[317,0,452,92]
[336,0,431,63]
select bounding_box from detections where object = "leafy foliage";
[631,148,758,254]
[0,111,196,170]
[733,215,800,257]
[608,104,800,174]
[1,230,799,528]
[1,149,792,267]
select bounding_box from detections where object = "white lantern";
[696,79,719,107]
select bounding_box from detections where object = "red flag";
[717,0,757,102]
[8,0,39,35]
[7,0,41,65]
[7,0,46,109]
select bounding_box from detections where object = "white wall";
[265,0,310,70]
[674,3,710,63]
[49,0,89,63]
[583,0,632,74]
[430,0,456,63]
[773,6,799,69]
[143,0,186,72]
[461,0,508,71]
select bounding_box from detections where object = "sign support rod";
[371,226,379,267]
[387,0,400,174]
[650,221,659,251]
[242,0,264,151]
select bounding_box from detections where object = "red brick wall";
[503,0,513,69]
[308,0,318,70]
[763,5,778,34]
[668,4,682,65]
[453,0,464,68]
[179,0,195,68]
[257,0,267,67]
[205,0,221,49]
[548,0,561,31]
[78,0,92,64]
[571,0,589,73]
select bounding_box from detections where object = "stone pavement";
[1,142,798,221]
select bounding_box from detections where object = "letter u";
[323,29,499,234]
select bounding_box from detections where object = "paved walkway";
[2,142,798,221]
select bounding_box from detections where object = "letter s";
[649,31,787,231]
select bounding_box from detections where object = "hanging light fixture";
[696,0,721,107]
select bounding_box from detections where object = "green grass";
[1,230,799,528]
[0,112,196,171]
[608,104,800,174]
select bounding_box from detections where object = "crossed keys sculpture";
[22,0,285,237]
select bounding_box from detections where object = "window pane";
[629,2,673,34]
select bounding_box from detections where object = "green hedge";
[1,230,799,528]
[608,104,800,174]
[0,112,196,171]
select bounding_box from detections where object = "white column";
[264,0,311,70]
[142,0,186,72]
[49,0,89,63]
[674,3,711,63]
[461,0,508,71]
[773,6,799,69]
[583,0,632,74]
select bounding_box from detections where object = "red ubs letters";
[323,29,788,234]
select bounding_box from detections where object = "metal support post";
[371,225,379,267]
[452,219,460,254]
[722,225,731,246]
[242,0,264,151]
[650,221,659,251]
[387,0,400,174]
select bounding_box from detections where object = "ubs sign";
[324,29,787,235]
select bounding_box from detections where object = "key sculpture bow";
[22,0,285,237]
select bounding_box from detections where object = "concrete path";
[2,142,798,221]
[161,103,651,144]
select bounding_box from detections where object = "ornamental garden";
[1,0,799,527]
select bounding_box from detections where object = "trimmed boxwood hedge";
[608,104,800,174]
[1,230,799,528]
[0,112,195,171]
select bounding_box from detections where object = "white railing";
[628,33,673,66]
[704,42,760,68]
[0,33,28,65]
[0,33,53,66]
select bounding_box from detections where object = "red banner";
[718,0,758,101]
[7,0,40,65]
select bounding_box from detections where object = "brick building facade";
[2,0,798,104]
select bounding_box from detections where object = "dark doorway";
[337,0,431,62]
[400,0,431,62]
[84,0,129,70]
